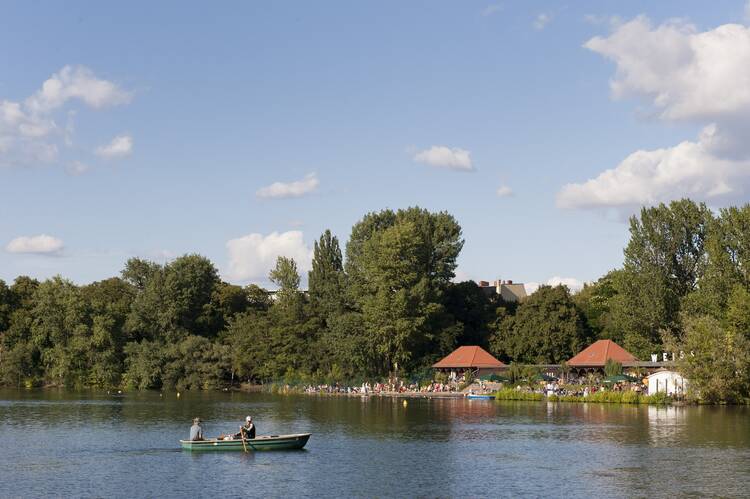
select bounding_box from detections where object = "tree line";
[0,202,748,401]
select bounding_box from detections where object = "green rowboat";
[180,433,310,451]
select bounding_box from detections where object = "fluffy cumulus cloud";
[95,134,133,159]
[6,234,64,255]
[413,146,473,171]
[226,230,313,282]
[524,276,584,295]
[558,16,750,211]
[0,65,130,169]
[25,65,131,114]
[256,173,319,199]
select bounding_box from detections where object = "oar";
[240,428,248,453]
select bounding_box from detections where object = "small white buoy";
[177,392,181,398]
[403,400,408,407]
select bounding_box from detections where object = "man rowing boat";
[234,415,256,440]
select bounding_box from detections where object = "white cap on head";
[246,416,252,422]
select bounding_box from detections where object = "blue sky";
[2,1,750,290]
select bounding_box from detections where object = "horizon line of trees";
[1,200,749,401]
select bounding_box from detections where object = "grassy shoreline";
[493,388,673,404]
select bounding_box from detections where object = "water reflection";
[1,390,749,498]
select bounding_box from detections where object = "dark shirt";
[240,423,255,439]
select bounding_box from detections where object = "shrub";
[494,388,544,401]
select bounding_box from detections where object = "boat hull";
[180,433,310,451]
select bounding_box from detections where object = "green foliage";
[604,359,623,377]
[308,229,347,323]
[573,271,619,340]
[672,315,750,403]
[2,200,750,400]
[490,285,586,363]
[494,388,670,404]
[494,389,544,401]
[444,281,493,348]
[345,207,464,375]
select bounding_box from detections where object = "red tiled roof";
[567,339,637,367]
[432,346,505,368]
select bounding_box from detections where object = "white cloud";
[482,5,502,17]
[256,173,319,199]
[66,160,90,176]
[496,185,514,197]
[558,130,748,209]
[413,146,473,171]
[6,234,64,255]
[0,65,131,168]
[524,276,585,295]
[534,13,552,30]
[95,134,133,159]
[546,276,585,293]
[559,16,750,211]
[25,65,131,114]
[226,230,313,282]
[452,269,473,283]
[584,16,750,122]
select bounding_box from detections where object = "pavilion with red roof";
[432,345,506,375]
[567,339,637,370]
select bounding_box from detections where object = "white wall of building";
[647,370,688,396]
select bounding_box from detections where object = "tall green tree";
[308,229,346,323]
[684,204,750,319]
[573,270,619,341]
[673,315,750,403]
[29,277,89,385]
[0,279,11,333]
[125,254,220,342]
[490,285,586,364]
[624,199,712,297]
[121,257,161,291]
[0,277,40,385]
[444,281,493,348]
[265,256,316,377]
[345,207,463,374]
[81,278,134,386]
[609,199,713,355]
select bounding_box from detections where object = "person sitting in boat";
[190,417,204,441]
[234,416,256,440]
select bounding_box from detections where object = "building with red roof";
[432,345,506,374]
[567,339,637,368]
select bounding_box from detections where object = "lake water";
[1,390,749,498]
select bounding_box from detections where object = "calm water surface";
[1,389,749,498]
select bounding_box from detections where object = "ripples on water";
[0,390,748,498]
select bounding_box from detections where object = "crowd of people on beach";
[302,377,462,395]
[512,378,647,397]
[297,371,653,398]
